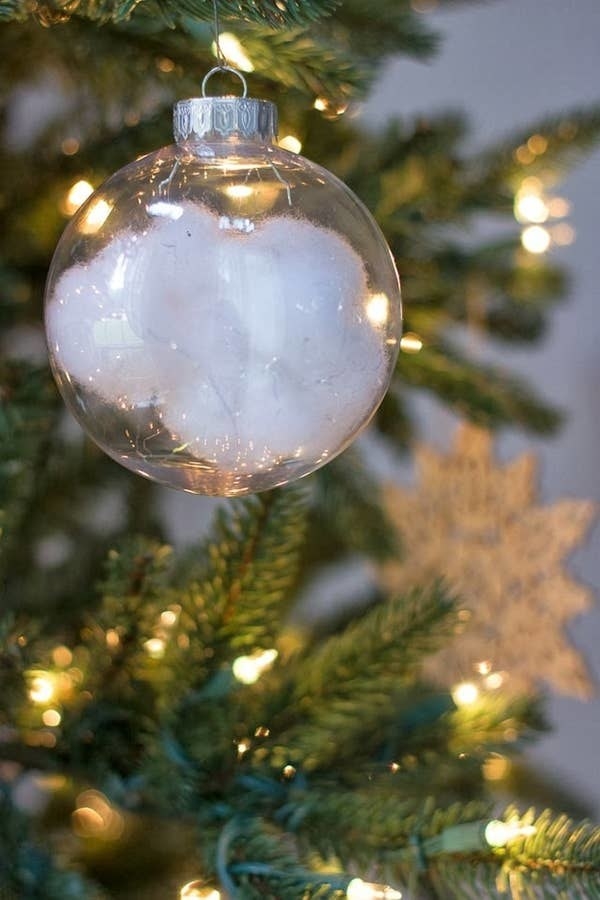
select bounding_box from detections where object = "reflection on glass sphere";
[45,103,401,496]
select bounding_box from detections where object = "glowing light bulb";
[160,609,179,627]
[514,191,549,224]
[29,674,55,705]
[484,671,504,690]
[484,819,536,848]
[144,637,166,659]
[52,645,73,667]
[63,179,94,215]
[475,660,492,676]
[365,292,389,327]
[346,878,402,900]
[314,97,328,111]
[400,332,423,354]
[212,32,254,72]
[521,225,551,254]
[180,882,221,900]
[42,709,62,727]
[452,681,479,707]
[232,648,278,684]
[279,134,302,154]
[72,790,124,839]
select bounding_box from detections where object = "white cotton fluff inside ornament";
[45,94,401,495]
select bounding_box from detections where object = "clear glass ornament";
[44,87,401,496]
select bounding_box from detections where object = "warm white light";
[160,609,178,627]
[213,32,254,72]
[521,225,551,254]
[484,671,504,690]
[64,179,94,214]
[514,192,548,224]
[400,332,423,354]
[29,674,55,705]
[314,97,328,111]
[365,292,389,327]
[484,819,536,848]
[106,628,120,648]
[551,223,576,246]
[224,184,254,200]
[42,709,62,727]
[72,790,124,840]
[232,648,278,684]
[346,878,402,900]
[279,134,302,154]
[180,883,221,900]
[548,197,571,218]
[52,645,73,668]
[475,660,492,676]
[144,637,166,659]
[452,681,479,706]
[80,199,112,234]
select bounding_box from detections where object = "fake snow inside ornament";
[44,89,401,495]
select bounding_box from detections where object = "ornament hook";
[202,65,248,99]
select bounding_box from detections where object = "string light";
[212,32,254,72]
[400,332,423,354]
[521,225,551,254]
[514,191,549,224]
[160,608,179,627]
[180,882,221,900]
[52,645,73,667]
[106,628,120,648]
[72,790,124,840]
[313,97,328,112]
[62,179,94,215]
[29,673,55,705]
[346,878,402,900]
[451,681,479,706]
[484,819,536,847]
[279,134,302,154]
[232,648,278,684]
[144,637,166,659]
[484,671,504,690]
[42,709,62,727]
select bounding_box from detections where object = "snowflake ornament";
[380,424,596,698]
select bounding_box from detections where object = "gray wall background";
[367,0,600,815]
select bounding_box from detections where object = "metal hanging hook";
[202,65,248,98]
[212,0,226,68]
[205,0,247,97]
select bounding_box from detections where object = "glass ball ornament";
[45,86,401,496]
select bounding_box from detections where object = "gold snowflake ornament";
[380,424,596,698]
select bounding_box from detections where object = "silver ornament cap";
[173,96,278,145]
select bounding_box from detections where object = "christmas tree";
[1,1,600,897]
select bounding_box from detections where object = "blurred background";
[367,0,600,817]
[160,0,600,816]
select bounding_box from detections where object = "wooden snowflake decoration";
[380,424,596,698]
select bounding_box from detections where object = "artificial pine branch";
[400,341,562,434]
[0,0,340,28]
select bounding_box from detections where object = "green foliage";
[1,1,600,898]
[0,0,340,28]
[427,805,600,898]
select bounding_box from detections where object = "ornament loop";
[202,66,248,99]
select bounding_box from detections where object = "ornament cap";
[173,97,278,145]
